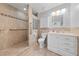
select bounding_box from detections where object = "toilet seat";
[38,38,45,42]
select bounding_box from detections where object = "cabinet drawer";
[62,42,75,47]
[63,36,76,42]
[62,37,76,47]
[63,47,76,55]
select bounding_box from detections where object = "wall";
[39,3,71,28]
[70,4,79,27]
[28,4,33,46]
[39,3,71,35]
[70,4,79,35]
[39,13,48,28]
[0,4,28,49]
[39,3,79,37]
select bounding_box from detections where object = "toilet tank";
[41,33,47,39]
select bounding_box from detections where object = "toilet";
[38,33,47,48]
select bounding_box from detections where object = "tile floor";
[0,41,59,56]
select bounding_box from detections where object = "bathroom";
[0,3,79,56]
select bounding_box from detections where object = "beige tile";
[0,42,59,56]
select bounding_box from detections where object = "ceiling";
[8,3,63,14]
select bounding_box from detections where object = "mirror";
[53,15,63,26]
[48,8,66,27]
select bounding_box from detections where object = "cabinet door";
[62,36,77,55]
[48,34,58,52]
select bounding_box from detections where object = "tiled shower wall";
[0,4,28,49]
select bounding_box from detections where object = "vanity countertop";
[48,32,79,36]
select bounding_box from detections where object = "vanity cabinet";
[47,33,79,56]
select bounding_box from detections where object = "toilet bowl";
[38,33,47,48]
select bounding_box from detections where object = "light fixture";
[51,12,56,16]
[61,8,66,14]
[24,8,27,10]
[56,10,61,16]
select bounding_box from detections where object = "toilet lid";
[38,38,45,42]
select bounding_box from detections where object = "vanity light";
[51,8,66,16]
[24,8,27,10]
[61,8,66,14]
[56,10,61,16]
[51,12,56,16]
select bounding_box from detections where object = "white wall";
[39,3,71,28]
[70,3,79,27]
[39,13,48,28]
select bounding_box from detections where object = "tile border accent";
[0,13,28,22]
[9,29,28,31]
